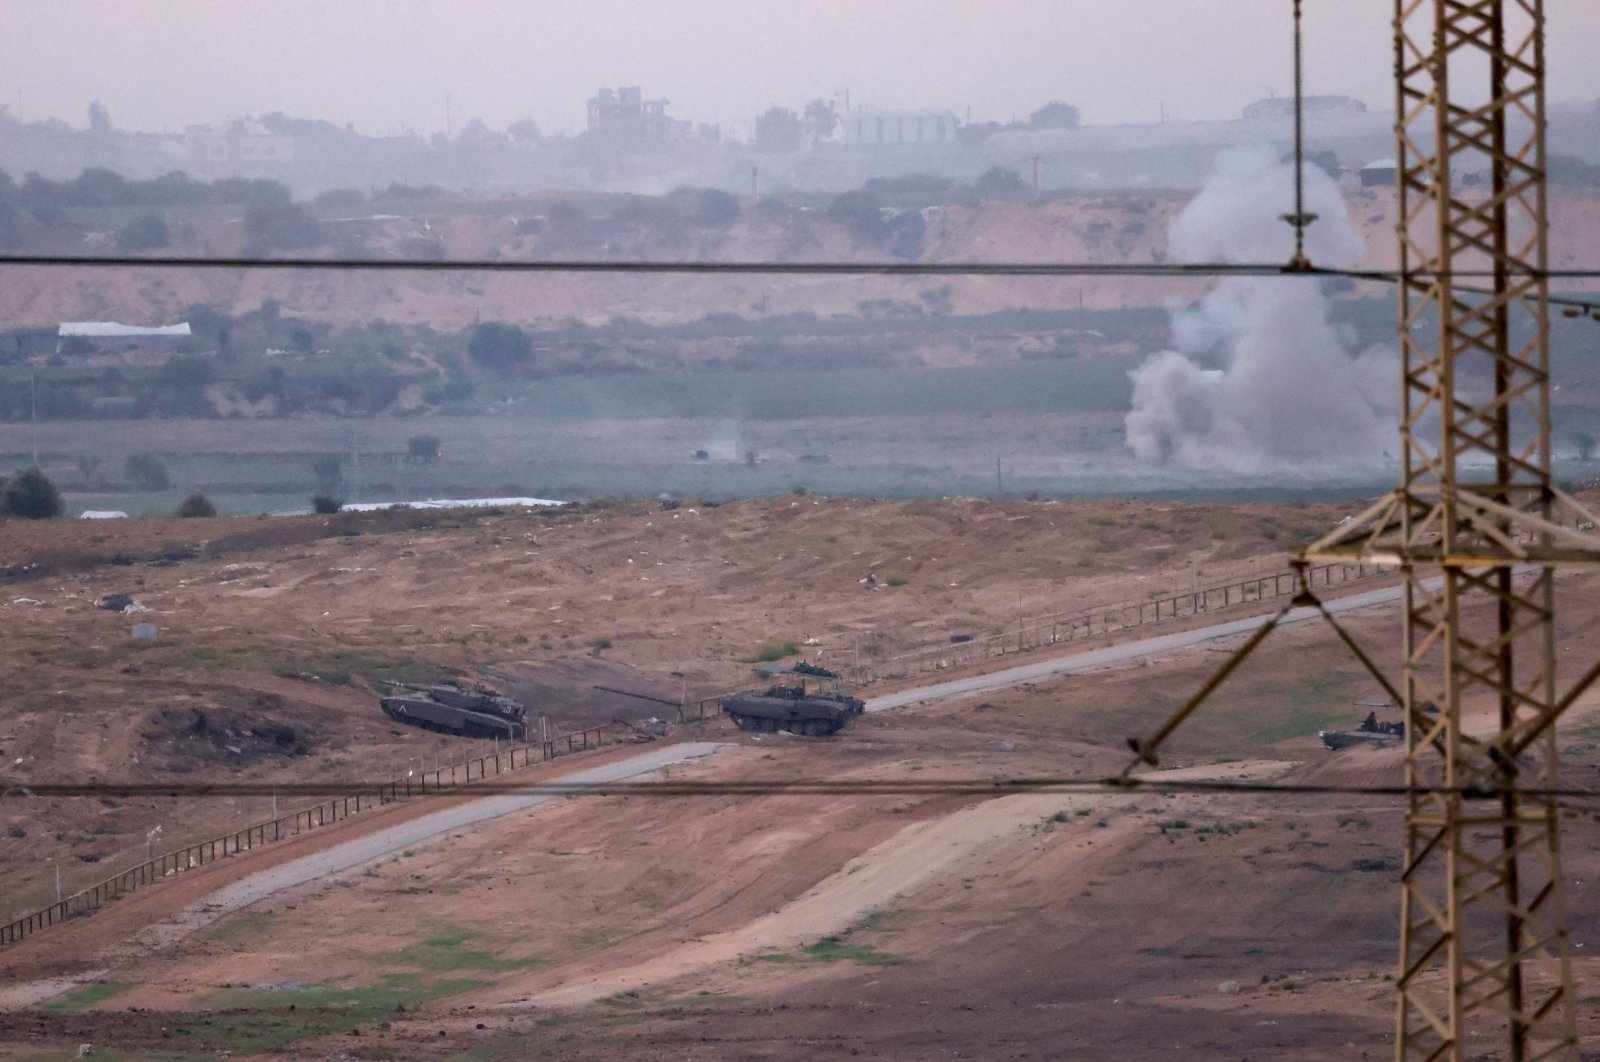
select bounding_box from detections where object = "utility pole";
[30,370,37,465]
[1031,153,1040,198]
[995,456,1002,499]
[1122,4,1595,1057]
[751,165,759,198]
[1305,4,1588,1057]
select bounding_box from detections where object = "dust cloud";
[1124,146,1396,473]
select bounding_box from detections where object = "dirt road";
[865,578,1421,713]
[0,742,722,1009]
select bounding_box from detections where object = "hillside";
[1,495,1598,1058]
[0,493,1366,921]
[5,188,1598,333]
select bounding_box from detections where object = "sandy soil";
[4,496,1600,1059]
[0,494,1345,915]
[519,757,1295,1010]
[1,560,1597,1059]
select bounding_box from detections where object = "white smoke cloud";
[1124,145,1397,474]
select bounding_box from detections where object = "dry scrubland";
[1,497,1599,1058]
[0,493,1341,910]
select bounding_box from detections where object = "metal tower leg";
[1121,2,1598,1056]
[1384,2,1577,1057]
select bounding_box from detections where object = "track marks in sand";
[514,758,1293,1008]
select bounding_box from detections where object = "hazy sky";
[3,1,1599,138]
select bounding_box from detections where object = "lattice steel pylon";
[1300,1,1600,1057]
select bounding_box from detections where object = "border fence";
[0,723,614,948]
[1,560,1397,949]
[849,560,1395,684]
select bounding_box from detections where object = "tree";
[87,100,114,137]
[686,188,740,228]
[803,99,838,142]
[1575,431,1597,461]
[156,353,213,390]
[507,117,542,143]
[825,190,885,245]
[1549,153,1600,187]
[406,434,442,463]
[972,166,1032,201]
[125,452,170,491]
[1028,101,1081,130]
[175,490,217,517]
[754,107,805,153]
[116,214,170,253]
[467,321,533,375]
[311,493,343,514]
[243,183,322,251]
[2,467,63,519]
[314,187,366,211]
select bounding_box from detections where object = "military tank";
[722,684,865,736]
[1319,705,1405,750]
[379,681,529,740]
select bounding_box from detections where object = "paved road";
[865,580,1415,713]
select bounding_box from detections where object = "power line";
[2,251,1600,282]
[5,777,1600,800]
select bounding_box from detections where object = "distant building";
[1243,95,1367,121]
[1361,158,1398,187]
[57,321,192,358]
[842,106,959,146]
[585,86,687,148]
[183,119,295,176]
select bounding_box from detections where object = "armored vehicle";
[380,681,528,740]
[1320,707,1404,750]
[722,684,865,736]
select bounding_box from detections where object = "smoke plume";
[1124,146,1395,473]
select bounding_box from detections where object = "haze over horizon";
[4,1,1598,140]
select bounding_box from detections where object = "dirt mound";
[139,698,315,772]
[486,659,684,730]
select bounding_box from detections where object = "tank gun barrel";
[593,684,683,709]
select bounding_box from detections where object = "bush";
[155,353,214,390]
[744,640,798,663]
[466,321,533,375]
[407,434,442,462]
[972,167,1031,201]
[244,185,322,251]
[826,190,885,246]
[116,213,171,253]
[1,466,63,519]
[1028,101,1081,130]
[687,188,740,227]
[311,493,343,514]
[884,572,910,587]
[125,452,170,491]
[175,490,217,517]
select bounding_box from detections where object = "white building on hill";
[842,106,959,146]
